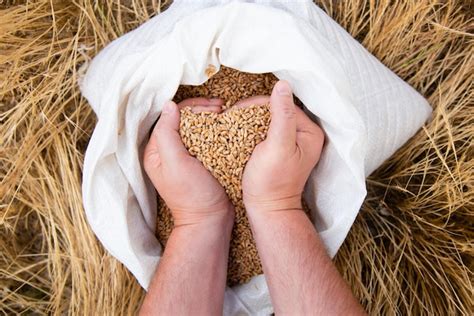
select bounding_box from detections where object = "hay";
[0,0,472,314]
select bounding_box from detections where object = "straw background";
[1,1,472,315]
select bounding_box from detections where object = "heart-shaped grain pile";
[156,66,311,285]
[156,104,270,286]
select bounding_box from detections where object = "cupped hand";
[242,81,325,215]
[143,98,234,227]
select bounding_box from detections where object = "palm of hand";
[144,98,232,227]
[158,154,230,226]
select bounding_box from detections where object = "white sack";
[80,0,432,314]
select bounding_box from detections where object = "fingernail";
[276,81,292,96]
[162,101,175,114]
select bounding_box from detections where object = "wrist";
[243,193,303,215]
[172,202,235,232]
[247,207,311,240]
[171,211,234,249]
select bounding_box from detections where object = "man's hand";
[143,98,234,227]
[140,98,233,316]
[240,81,365,315]
[242,80,324,215]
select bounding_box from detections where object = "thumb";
[155,101,188,164]
[267,80,297,152]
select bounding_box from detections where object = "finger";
[177,97,223,109]
[143,127,161,173]
[295,106,318,133]
[231,95,270,110]
[267,80,297,152]
[155,101,189,164]
[189,105,222,113]
[295,107,325,159]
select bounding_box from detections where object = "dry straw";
[0,0,472,315]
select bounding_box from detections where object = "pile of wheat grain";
[1,1,472,315]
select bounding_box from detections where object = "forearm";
[249,209,365,315]
[140,212,233,316]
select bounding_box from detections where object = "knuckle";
[143,146,161,173]
[143,155,153,174]
[280,104,296,119]
[143,152,154,170]
[313,124,324,139]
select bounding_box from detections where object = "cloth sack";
[80,0,432,314]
